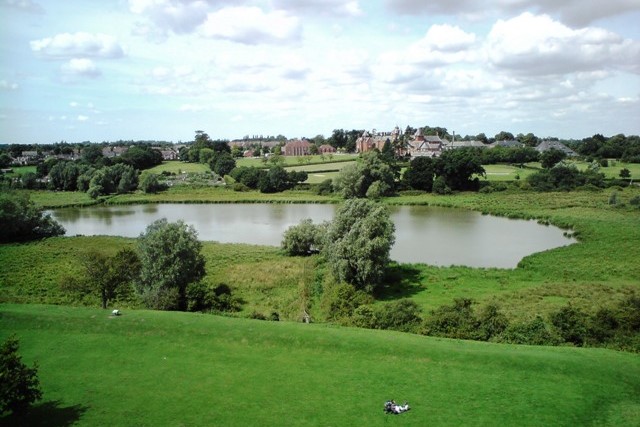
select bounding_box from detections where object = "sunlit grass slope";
[1,304,639,426]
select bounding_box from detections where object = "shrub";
[350,304,378,329]
[421,298,480,339]
[587,307,619,344]
[281,219,326,256]
[0,192,65,243]
[140,173,167,194]
[375,299,422,332]
[549,305,588,346]
[476,303,509,340]
[315,179,333,195]
[432,176,451,195]
[0,336,42,415]
[321,283,373,322]
[186,282,241,313]
[630,196,640,207]
[499,316,561,346]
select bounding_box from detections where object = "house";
[356,127,401,153]
[284,140,313,156]
[102,146,128,158]
[535,140,577,157]
[488,140,524,149]
[407,129,443,158]
[15,151,41,165]
[159,149,179,161]
[443,140,487,151]
[318,144,336,154]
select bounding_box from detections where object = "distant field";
[1,304,638,426]
[569,160,640,180]
[480,164,539,182]
[145,161,210,175]
[237,154,358,168]
[4,165,36,176]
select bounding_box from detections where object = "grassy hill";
[1,304,639,426]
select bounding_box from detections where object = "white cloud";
[272,0,362,17]
[77,115,89,121]
[486,13,640,76]
[0,80,19,90]
[30,32,124,59]
[61,58,101,78]
[384,0,640,26]
[422,24,477,52]
[198,7,301,45]
[129,0,211,34]
[2,0,43,14]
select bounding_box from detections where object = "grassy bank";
[1,304,639,426]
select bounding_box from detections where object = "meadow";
[6,186,640,323]
[1,303,639,426]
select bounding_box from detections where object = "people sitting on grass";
[384,400,410,414]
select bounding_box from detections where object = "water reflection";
[50,203,575,268]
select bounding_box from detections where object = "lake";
[50,203,576,268]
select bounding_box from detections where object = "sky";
[1,0,639,144]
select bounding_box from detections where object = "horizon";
[1,1,639,144]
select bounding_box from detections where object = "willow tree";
[137,219,205,310]
[323,199,395,292]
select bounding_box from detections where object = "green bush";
[476,303,509,340]
[549,305,588,346]
[281,219,326,256]
[321,283,373,322]
[315,179,333,195]
[432,176,452,195]
[421,298,480,339]
[374,299,422,332]
[499,316,561,346]
[0,336,42,415]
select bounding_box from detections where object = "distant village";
[2,126,577,167]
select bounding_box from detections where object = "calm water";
[50,203,576,268]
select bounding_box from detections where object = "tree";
[0,192,65,243]
[0,336,42,415]
[540,148,567,169]
[82,249,141,309]
[137,219,206,310]
[323,199,395,292]
[281,219,326,256]
[475,133,488,144]
[119,146,162,170]
[333,151,395,198]
[518,132,539,147]
[494,131,515,141]
[140,173,166,193]
[620,168,631,179]
[403,156,435,191]
[0,153,11,168]
[435,148,485,191]
[81,144,104,165]
[210,152,236,177]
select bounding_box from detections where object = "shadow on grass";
[375,263,424,301]
[0,400,88,427]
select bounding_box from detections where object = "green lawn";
[480,164,539,182]
[236,154,358,168]
[145,161,210,175]
[1,304,638,426]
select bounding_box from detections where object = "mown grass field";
[145,161,210,175]
[1,304,639,426]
